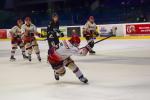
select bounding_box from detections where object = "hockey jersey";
[47,21,60,48]
[21,23,37,36]
[10,26,22,37]
[84,21,97,32]
[56,40,79,59]
[55,40,90,60]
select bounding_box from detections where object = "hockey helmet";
[89,16,94,20]
[25,17,31,21]
[69,34,81,47]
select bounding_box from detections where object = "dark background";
[0,0,150,28]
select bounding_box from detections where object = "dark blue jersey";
[47,21,60,48]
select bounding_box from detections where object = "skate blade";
[38,59,41,62]
[10,59,16,61]
[89,53,96,55]
[23,58,29,60]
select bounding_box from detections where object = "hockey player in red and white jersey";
[21,17,41,62]
[48,34,92,83]
[83,16,99,54]
[10,18,28,61]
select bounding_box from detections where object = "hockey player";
[48,35,91,83]
[47,13,64,62]
[10,18,28,61]
[47,13,64,49]
[21,17,41,62]
[83,16,99,54]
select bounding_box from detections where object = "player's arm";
[84,21,90,32]
[9,26,17,38]
[21,25,31,43]
[32,25,43,37]
[21,25,29,37]
[78,44,92,56]
[53,22,64,38]
[64,44,92,56]
[47,22,55,39]
[62,40,91,56]
[53,29,64,38]
[83,22,91,37]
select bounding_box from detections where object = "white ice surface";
[0,40,150,100]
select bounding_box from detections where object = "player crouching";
[10,18,28,61]
[47,35,92,83]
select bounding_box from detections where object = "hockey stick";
[94,35,113,44]
[79,35,113,49]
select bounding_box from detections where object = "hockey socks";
[67,62,88,83]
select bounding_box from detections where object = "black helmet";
[16,17,22,22]
[52,13,58,18]
[16,18,23,24]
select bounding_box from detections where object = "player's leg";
[85,35,95,54]
[47,39,54,62]
[18,42,28,59]
[64,57,88,83]
[53,63,66,80]
[32,40,41,62]
[47,48,66,80]
[49,60,65,80]
[25,42,32,61]
[88,38,95,54]
[10,42,17,61]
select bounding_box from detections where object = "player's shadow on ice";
[46,81,88,86]
[75,55,150,66]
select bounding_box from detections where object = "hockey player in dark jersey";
[47,13,64,49]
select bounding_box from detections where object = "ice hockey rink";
[0,39,150,100]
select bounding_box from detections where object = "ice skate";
[37,56,41,62]
[89,50,96,55]
[10,56,16,61]
[28,55,32,62]
[54,71,59,81]
[22,54,28,60]
[79,75,88,83]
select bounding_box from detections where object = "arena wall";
[1,22,150,39]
